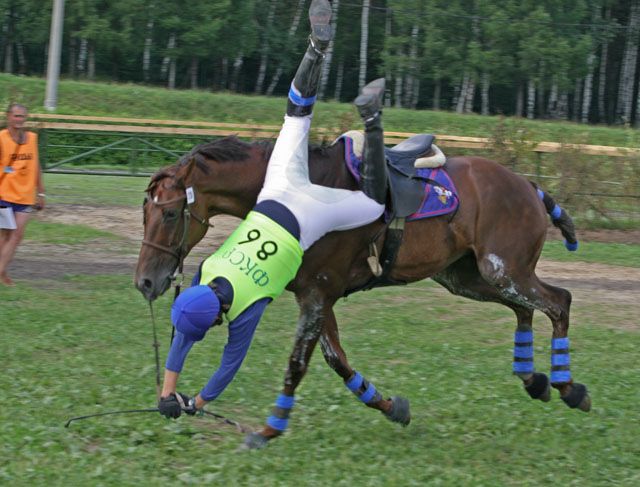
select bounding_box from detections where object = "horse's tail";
[531,182,579,252]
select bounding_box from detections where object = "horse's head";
[135,158,213,301]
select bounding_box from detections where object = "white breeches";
[257,115,384,251]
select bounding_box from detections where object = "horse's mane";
[147,135,336,192]
[178,136,275,170]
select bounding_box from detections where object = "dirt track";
[9,204,640,314]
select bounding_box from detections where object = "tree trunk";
[481,72,490,115]
[319,0,340,100]
[254,0,278,94]
[88,43,95,80]
[143,19,154,83]
[168,57,177,90]
[464,77,475,113]
[547,81,558,119]
[67,38,76,77]
[358,0,370,90]
[411,79,420,108]
[394,58,403,108]
[16,41,26,74]
[515,83,524,117]
[266,0,305,96]
[526,79,535,119]
[230,54,243,92]
[557,91,569,120]
[433,79,441,110]
[616,0,640,125]
[3,7,14,74]
[334,60,344,101]
[582,53,595,123]
[407,23,420,108]
[597,7,611,123]
[220,57,229,90]
[383,6,392,108]
[161,33,176,79]
[190,57,198,90]
[77,38,88,77]
[573,78,582,122]
[456,73,469,114]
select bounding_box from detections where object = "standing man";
[0,104,46,286]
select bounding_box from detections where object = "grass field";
[4,198,640,485]
[2,271,639,485]
[2,77,639,485]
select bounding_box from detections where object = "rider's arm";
[196,298,271,405]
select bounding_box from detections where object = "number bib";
[199,211,303,320]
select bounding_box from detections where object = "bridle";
[141,186,214,280]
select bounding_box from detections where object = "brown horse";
[135,135,590,448]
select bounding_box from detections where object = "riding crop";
[64,300,250,433]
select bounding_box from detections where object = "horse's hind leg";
[318,308,411,426]
[475,255,591,411]
[434,256,549,402]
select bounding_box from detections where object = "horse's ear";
[176,157,198,187]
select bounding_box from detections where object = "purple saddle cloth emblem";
[341,135,459,221]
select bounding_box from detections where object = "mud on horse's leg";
[243,291,326,449]
[319,308,411,426]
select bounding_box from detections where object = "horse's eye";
[162,208,178,222]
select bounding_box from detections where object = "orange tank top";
[0,129,40,205]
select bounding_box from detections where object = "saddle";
[340,132,447,218]
[337,132,456,296]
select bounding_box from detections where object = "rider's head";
[171,285,221,341]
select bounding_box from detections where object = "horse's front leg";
[318,307,411,426]
[243,288,327,449]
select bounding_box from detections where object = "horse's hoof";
[383,396,411,426]
[242,432,270,450]
[577,393,591,412]
[560,383,591,412]
[524,372,551,402]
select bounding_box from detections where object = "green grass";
[2,274,639,485]
[3,73,640,147]
[24,220,122,245]
[542,240,640,267]
[43,173,148,207]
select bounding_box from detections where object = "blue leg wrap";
[346,371,383,404]
[513,330,534,376]
[288,83,317,107]
[550,337,572,384]
[266,393,295,432]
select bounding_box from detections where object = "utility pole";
[44,0,65,111]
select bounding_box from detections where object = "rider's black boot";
[355,78,388,205]
[287,0,333,117]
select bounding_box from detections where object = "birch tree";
[358,0,370,90]
[615,0,640,125]
[254,0,277,94]
[265,0,305,97]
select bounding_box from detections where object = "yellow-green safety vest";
[199,211,303,320]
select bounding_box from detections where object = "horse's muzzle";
[135,274,172,302]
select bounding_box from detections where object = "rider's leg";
[287,0,332,117]
[355,78,388,205]
[257,0,384,251]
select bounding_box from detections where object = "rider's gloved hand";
[158,392,192,419]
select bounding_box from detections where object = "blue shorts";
[0,200,33,213]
